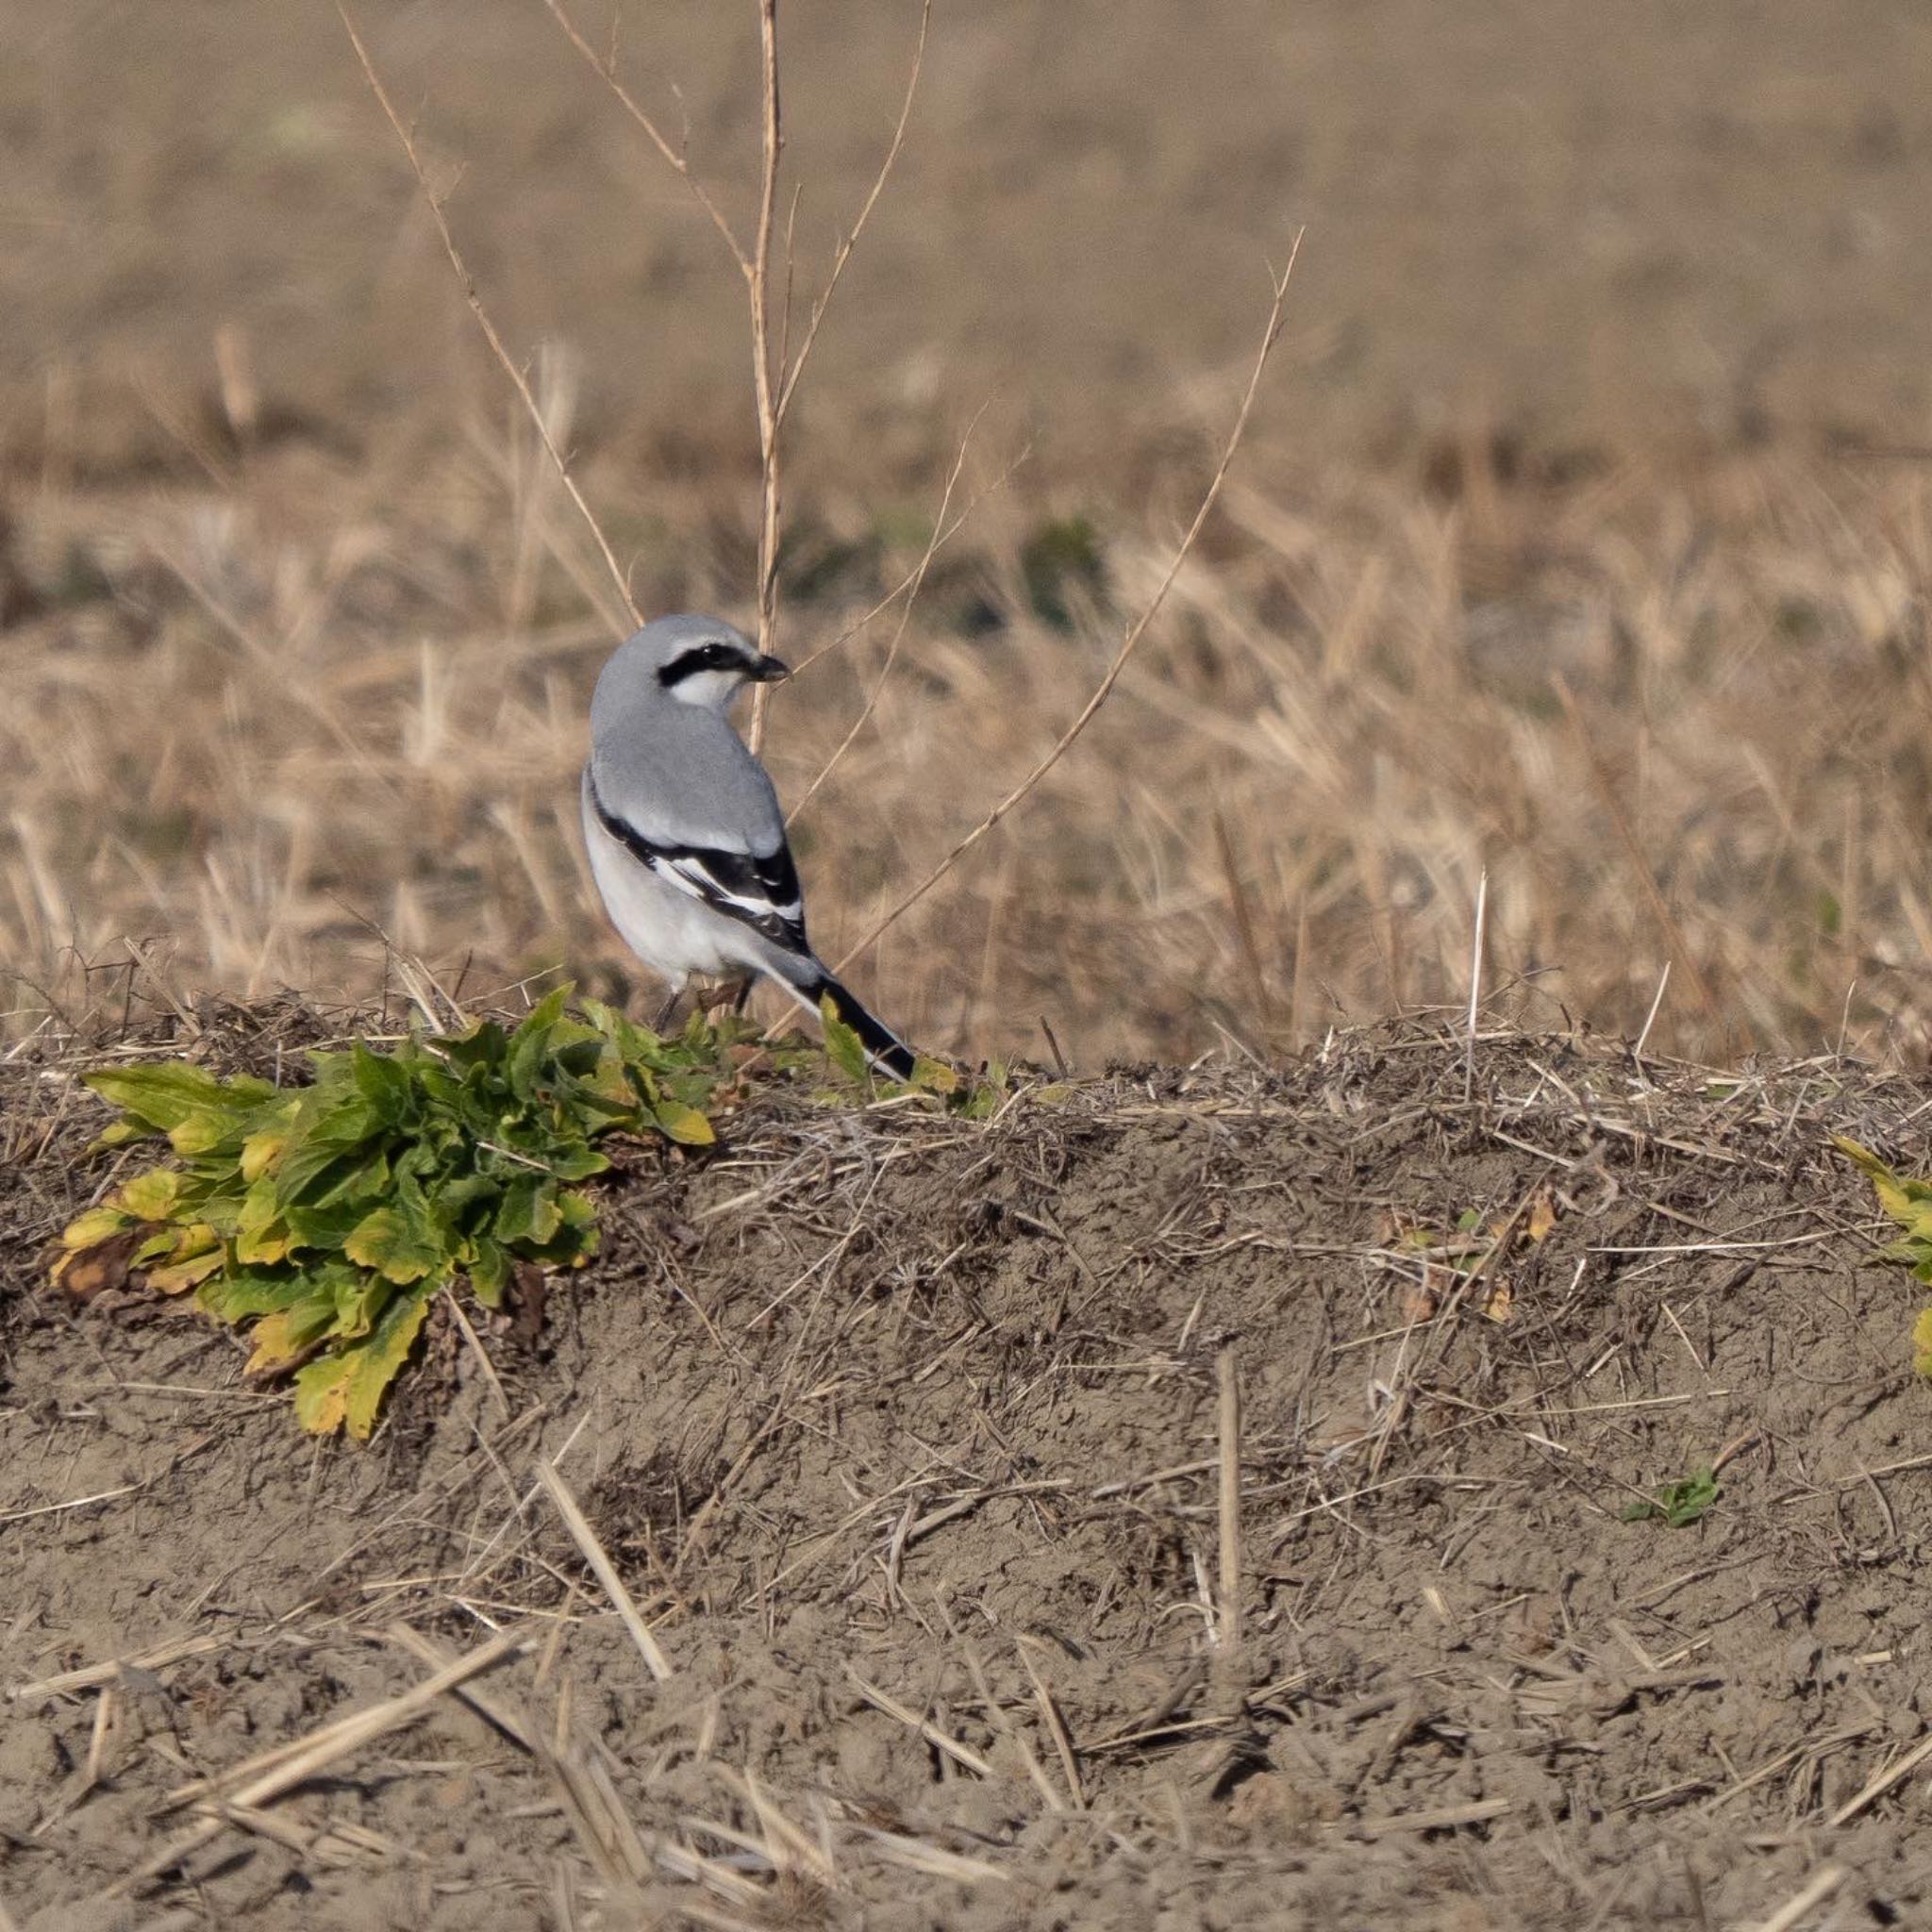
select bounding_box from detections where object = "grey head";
[593,613,790,722]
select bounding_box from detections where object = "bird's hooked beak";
[750,654,791,684]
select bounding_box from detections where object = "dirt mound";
[3,1012,1930,1928]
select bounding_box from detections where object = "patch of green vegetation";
[1020,515,1105,631]
[1834,1136,1932,1378]
[1621,1467,1719,1528]
[53,990,739,1440]
[54,992,1012,1440]
[815,995,1006,1120]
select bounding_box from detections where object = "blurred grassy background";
[6,2,1932,1063]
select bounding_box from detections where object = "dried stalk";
[835,238,1303,974]
[338,6,641,633]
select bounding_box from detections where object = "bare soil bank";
[3,1009,1931,1925]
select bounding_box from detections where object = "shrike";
[581,613,917,1079]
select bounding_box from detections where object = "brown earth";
[4,1010,1932,1927]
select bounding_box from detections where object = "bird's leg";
[651,980,688,1034]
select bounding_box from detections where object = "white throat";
[666,667,749,711]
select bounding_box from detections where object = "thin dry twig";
[834,238,1303,972]
[787,408,986,822]
[538,0,749,271]
[1216,1345,1242,1653]
[745,0,786,748]
[847,1667,1000,1781]
[11,1633,222,1705]
[1741,1863,1848,1932]
[1825,1724,1932,1826]
[536,1458,675,1683]
[338,6,641,633]
[774,0,932,425]
[125,1627,527,1894]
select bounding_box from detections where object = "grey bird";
[580,613,918,1079]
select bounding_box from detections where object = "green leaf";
[351,1040,416,1127]
[542,1142,611,1182]
[819,995,869,1083]
[201,1266,332,1324]
[468,1236,510,1309]
[344,1173,449,1285]
[62,985,720,1441]
[1623,1467,1719,1528]
[273,1099,383,1204]
[85,1062,272,1132]
[330,1270,398,1342]
[494,1175,562,1246]
[508,987,574,1101]
[282,1193,379,1255]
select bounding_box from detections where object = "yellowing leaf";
[653,1099,715,1146]
[343,1182,447,1283]
[293,1352,354,1434]
[819,995,869,1084]
[1914,1307,1932,1381]
[242,1126,290,1183]
[246,1310,318,1374]
[112,1169,180,1221]
[1836,1136,1917,1224]
[908,1056,961,1095]
[235,1218,291,1265]
[289,1286,434,1439]
[170,1113,234,1157]
[146,1251,226,1294]
[58,1206,134,1251]
[343,1286,434,1439]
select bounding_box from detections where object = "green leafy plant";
[52,990,737,1439]
[814,994,989,1108]
[1835,1137,1932,1378]
[1621,1467,1719,1528]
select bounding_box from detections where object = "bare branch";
[746,0,786,752]
[339,6,641,632]
[832,240,1303,975]
[539,0,750,276]
[774,0,932,426]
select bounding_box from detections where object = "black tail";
[804,972,918,1081]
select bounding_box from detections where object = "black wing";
[589,780,809,955]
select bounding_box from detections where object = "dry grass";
[6,7,1930,1072]
[4,425,1929,1067]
